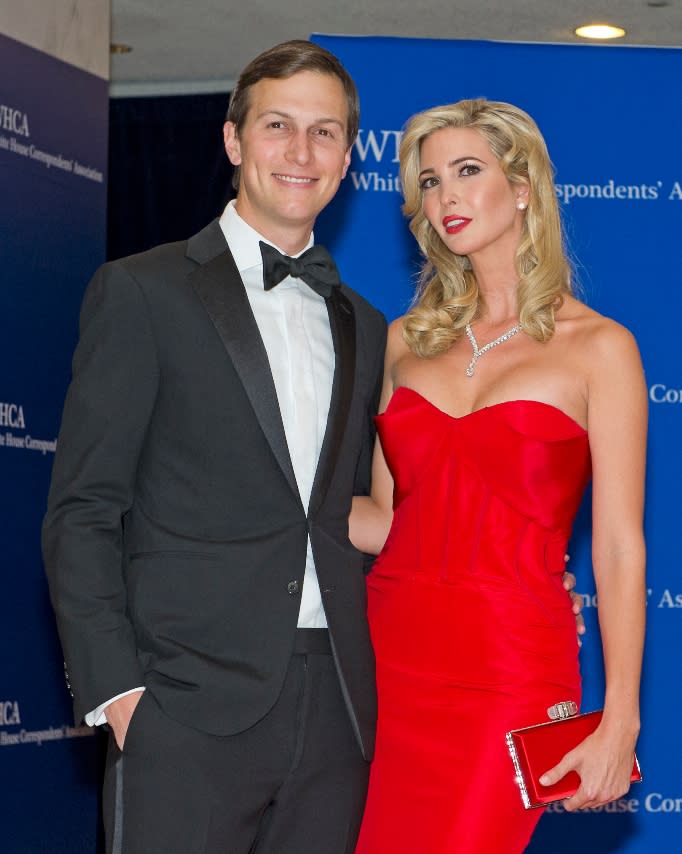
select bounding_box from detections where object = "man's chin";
[273,203,326,232]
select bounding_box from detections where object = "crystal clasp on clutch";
[547,700,578,721]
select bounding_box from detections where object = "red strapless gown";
[356,387,592,854]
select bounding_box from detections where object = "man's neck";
[233,199,313,256]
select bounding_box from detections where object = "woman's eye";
[420,176,438,190]
[460,163,480,177]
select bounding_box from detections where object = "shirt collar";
[218,200,314,274]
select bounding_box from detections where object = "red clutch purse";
[506,708,642,809]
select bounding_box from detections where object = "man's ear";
[341,147,352,179]
[223,121,242,166]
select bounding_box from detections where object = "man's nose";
[285,130,313,165]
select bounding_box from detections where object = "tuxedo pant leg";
[102,632,370,854]
[250,650,371,854]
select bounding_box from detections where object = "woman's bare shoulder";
[558,295,639,358]
[386,316,411,359]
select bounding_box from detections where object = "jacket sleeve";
[42,260,160,724]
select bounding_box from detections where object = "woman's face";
[418,126,528,266]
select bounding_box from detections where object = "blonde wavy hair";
[400,99,572,357]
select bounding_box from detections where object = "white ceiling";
[110,0,682,96]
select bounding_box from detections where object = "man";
[43,40,386,853]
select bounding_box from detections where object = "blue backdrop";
[313,35,681,853]
[0,33,108,852]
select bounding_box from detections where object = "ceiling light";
[574,24,626,40]
[110,43,133,54]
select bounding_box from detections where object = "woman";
[351,99,646,853]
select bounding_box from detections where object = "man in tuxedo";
[43,40,386,853]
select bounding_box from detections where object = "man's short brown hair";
[226,40,359,190]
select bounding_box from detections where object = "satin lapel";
[309,287,357,517]
[189,248,300,504]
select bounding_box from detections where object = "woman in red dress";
[351,99,646,853]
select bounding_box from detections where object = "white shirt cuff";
[85,686,146,727]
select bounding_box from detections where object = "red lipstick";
[443,215,471,234]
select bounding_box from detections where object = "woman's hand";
[539,719,639,811]
[561,563,586,643]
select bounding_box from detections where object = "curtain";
[108,92,235,260]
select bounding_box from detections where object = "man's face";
[224,70,352,251]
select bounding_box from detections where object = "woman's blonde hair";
[400,98,572,357]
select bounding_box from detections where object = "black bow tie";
[259,241,341,298]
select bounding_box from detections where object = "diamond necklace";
[464,322,522,377]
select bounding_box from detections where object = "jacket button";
[287,580,299,595]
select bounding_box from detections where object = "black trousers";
[102,630,370,854]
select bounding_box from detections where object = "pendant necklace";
[464,322,522,377]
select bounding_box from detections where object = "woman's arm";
[349,319,406,554]
[540,319,647,810]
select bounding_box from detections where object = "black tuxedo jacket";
[42,221,386,759]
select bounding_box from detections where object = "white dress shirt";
[219,200,334,627]
[86,202,334,726]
